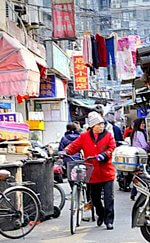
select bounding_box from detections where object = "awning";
[69,98,113,115]
[0,32,40,96]
[34,54,47,68]
[114,97,143,109]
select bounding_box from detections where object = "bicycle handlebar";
[58,152,96,162]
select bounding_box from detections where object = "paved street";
[0,180,147,243]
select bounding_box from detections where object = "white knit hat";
[88,111,104,128]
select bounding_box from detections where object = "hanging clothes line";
[82,32,142,81]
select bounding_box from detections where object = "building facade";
[75,0,150,41]
[0,0,70,144]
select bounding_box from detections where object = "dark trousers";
[90,180,114,225]
[131,185,137,198]
[106,37,116,65]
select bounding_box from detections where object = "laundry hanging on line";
[82,32,142,81]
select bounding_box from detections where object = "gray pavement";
[0,180,148,243]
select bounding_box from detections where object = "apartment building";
[75,0,150,40]
[110,0,150,38]
[0,0,70,143]
[75,0,111,36]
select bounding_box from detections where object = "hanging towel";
[83,34,93,67]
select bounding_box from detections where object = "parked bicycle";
[59,153,95,234]
[54,182,65,212]
[0,169,40,239]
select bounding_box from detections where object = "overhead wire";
[3,1,150,22]
[4,1,150,34]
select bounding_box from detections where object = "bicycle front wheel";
[70,184,78,234]
[54,183,65,211]
[77,186,85,226]
[0,187,39,239]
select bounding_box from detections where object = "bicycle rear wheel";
[70,184,78,234]
[0,187,39,239]
[54,184,65,211]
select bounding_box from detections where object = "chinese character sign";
[0,114,16,122]
[52,0,76,39]
[73,56,89,91]
[39,75,56,98]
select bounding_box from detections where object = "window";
[144,10,150,20]
[121,0,128,8]
[35,102,61,121]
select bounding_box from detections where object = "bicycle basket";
[67,161,94,183]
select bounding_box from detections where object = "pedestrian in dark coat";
[58,123,81,164]
[64,111,116,230]
[107,112,123,146]
[58,123,81,188]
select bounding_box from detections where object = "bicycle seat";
[0,169,11,181]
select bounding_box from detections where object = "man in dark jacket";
[107,112,123,146]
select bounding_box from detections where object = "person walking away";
[64,111,116,230]
[123,125,133,139]
[130,118,150,200]
[123,121,133,145]
[106,112,130,190]
[94,105,114,137]
[107,112,123,146]
[58,123,81,187]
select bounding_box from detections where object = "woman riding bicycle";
[63,111,116,230]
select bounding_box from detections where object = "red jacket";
[65,129,116,183]
[123,127,133,139]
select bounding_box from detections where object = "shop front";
[27,41,71,145]
[0,31,43,178]
[29,75,68,144]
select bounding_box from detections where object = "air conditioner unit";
[28,0,43,26]
[28,0,43,25]
[28,5,39,25]
[38,8,43,25]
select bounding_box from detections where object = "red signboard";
[52,0,76,40]
[73,56,89,91]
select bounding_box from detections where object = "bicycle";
[61,154,95,234]
[54,182,65,211]
[0,169,40,239]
